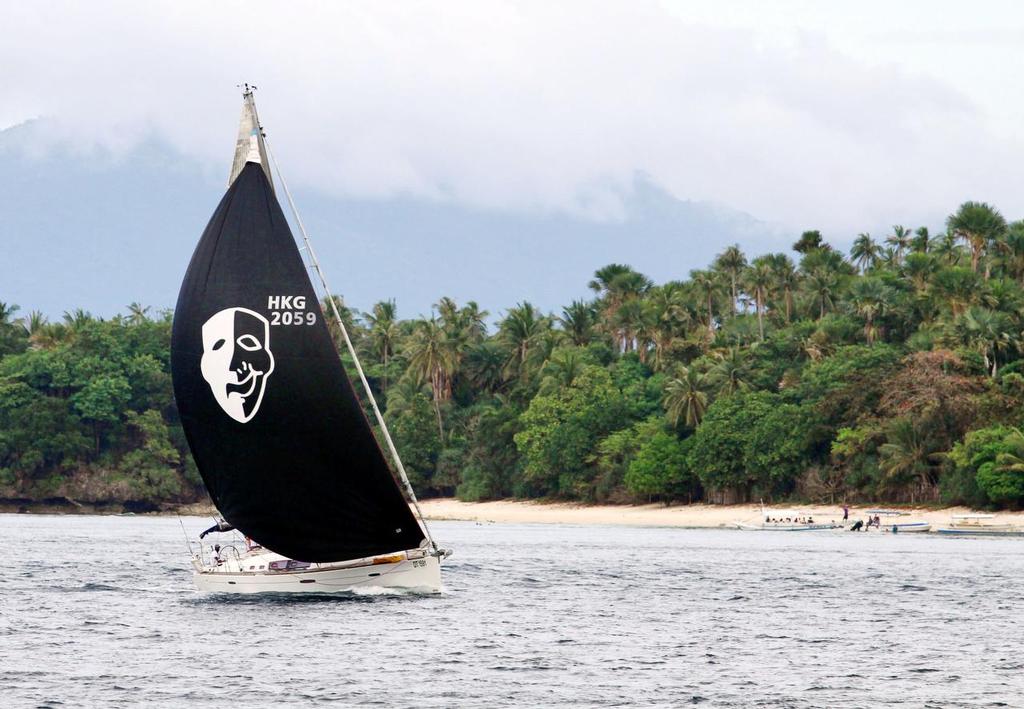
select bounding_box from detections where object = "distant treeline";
[4,200,1024,509]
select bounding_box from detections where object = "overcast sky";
[3,0,1024,237]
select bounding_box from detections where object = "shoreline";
[4,497,1024,529]
[416,499,1024,529]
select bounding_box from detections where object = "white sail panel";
[228,88,273,191]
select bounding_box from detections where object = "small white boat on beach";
[734,508,841,531]
[936,514,1024,537]
[857,509,931,534]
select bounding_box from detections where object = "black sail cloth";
[171,162,424,562]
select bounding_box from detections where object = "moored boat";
[734,507,841,531]
[859,509,931,533]
[937,514,1024,537]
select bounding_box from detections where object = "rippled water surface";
[2,514,1023,707]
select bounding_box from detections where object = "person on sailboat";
[210,545,223,567]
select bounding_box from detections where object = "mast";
[246,90,439,552]
[229,84,273,191]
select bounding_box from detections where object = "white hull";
[937,527,1024,537]
[883,522,930,533]
[858,522,931,533]
[735,522,840,531]
[193,547,443,594]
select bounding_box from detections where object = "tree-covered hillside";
[4,200,1024,509]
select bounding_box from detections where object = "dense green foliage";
[0,304,193,507]
[6,200,1024,508]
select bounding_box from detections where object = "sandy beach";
[418,498,1024,529]
[6,498,1023,530]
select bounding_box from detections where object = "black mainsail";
[170,100,425,563]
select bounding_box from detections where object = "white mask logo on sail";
[200,308,276,423]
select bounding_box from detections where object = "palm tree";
[404,317,458,438]
[54,308,95,343]
[384,375,429,417]
[0,302,25,354]
[850,233,880,272]
[719,315,760,348]
[803,268,838,320]
[435,296,460,329]
[793,230,824,254]
[463,340,507,394]
[364,300,400,394]
[768,254,799,323]
[663,366,708,427]
[878,418,939,501]
[947,201,1008,276]
[931,230,963,266]
[878,246,899,270]
[931,267,982,318]
[558,300,596,346]
[588,264,652,350]
[708,347,750,396]
[911,226,931,254]
[499,302,548,381]
[981,277,1023,315]
[689,269,720,338]
[993,220,1024,283]
[902,253,937,294]
[847,277,892,345]
[460,301,490,343]
[713,244,747,315]
[15,310,63,351]
[744,256,774,341]
[19,310,48,344]
[62,308,93,329]
[644,282,691,371]
[126,302,150,325]
[321,295,358,347]
[885,225,913,265]
[0,302,17,325]
[952,306,1016,377]
[611,298,646,354]
[588,263,634,296]
[538,348,587,395]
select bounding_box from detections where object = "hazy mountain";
[1,127,786,321]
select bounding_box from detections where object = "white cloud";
[3,0,1024,235]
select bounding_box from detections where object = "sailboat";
[171,87,449,593]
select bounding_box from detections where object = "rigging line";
[177,515,194,557]
[263,138,438,553]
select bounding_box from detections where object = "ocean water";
[1,514,1022,708]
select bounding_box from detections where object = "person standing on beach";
[842,505,849,522]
